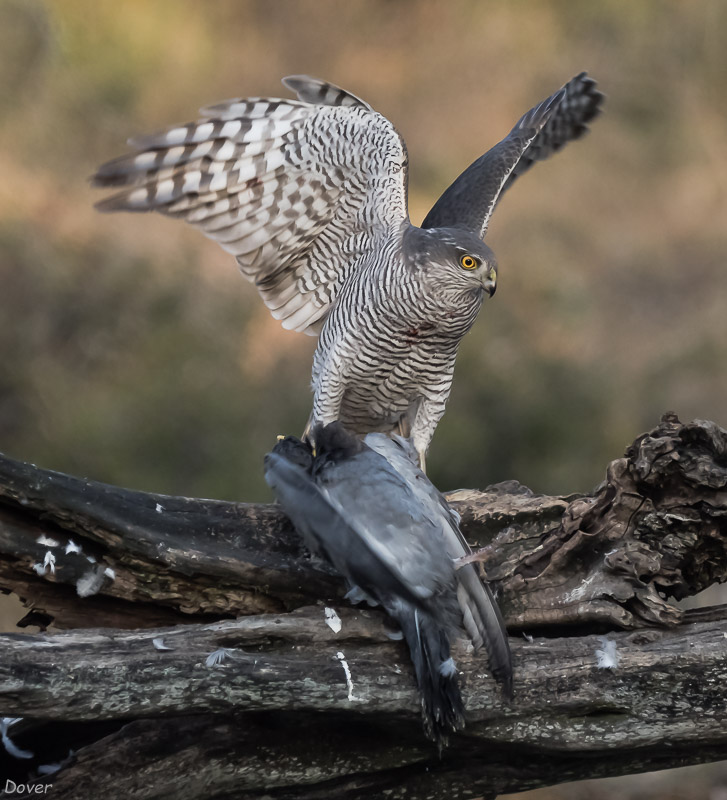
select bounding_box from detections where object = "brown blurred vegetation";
[1,0,726,503]
[0,2,726,795]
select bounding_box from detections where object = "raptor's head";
[404,226,497,298]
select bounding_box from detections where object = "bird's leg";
[410,396,447,473]
[410,429,428,473]
[398,416,426,471]
[302,412,314,443]
[396,415,412,439]
[307,363,347,445]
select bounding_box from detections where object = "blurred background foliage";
[0,1,726,796]
[1,0,726,502]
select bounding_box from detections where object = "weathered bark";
[1,413,726,798]
[2,605,727,798]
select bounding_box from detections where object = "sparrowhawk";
[94,74,603,467]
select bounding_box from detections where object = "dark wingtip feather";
[281,74,317,95]
[478,581,513,695]
[91,157,130,186]
[511,86,566,139]
[494,658,514,701]
[564,71,607,127]
[92,193,132,213]
[282,75,372,110]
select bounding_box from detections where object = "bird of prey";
[264,421,511,745]
[94,74,603,468]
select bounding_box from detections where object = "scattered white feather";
[522,632,534,643]
[36,535,59,547]
[86,555,97,564]
[32,552,56,576]
[206,648,236,667]
[43,551,56,575]
[103,567,116,580]
[152,637,173,651]
[595,637,620,669]
[155,503,164,513]
[36,749,75,776]
[565,572,598,603]
[38,762,62,776]
[324,607,342,633]
[76,565,106,598]
[65,539,82,555]
[336,651,358,701]
[438,657,457,677]
[1,718,33,759]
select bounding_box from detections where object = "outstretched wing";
[93,76,409,335]
[421,72,604,239]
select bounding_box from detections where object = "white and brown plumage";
[94,74,603,466]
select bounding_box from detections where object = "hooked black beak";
[483,267,497,297]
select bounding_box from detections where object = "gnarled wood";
[1,414,726,798]
[2,606,726,798]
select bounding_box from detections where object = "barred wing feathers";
[498,71,603,194]
[93,76,409,335]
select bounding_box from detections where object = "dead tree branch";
[1,413,726,798]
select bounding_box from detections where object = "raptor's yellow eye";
[460,255,478,270]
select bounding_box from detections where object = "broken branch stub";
[448,413,727,630]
